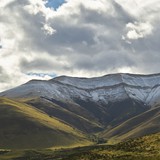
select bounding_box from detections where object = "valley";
[0,133,160,160]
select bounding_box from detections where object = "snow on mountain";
[53,73,160,105]
[1,73,160,106]
[0,80,90,101]
[53,74,122,89]
[146,85,160,106]
[53,73,160,89]
[122,74,160,87]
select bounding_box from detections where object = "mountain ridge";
[0,73,160,148]
[2,73,160,104]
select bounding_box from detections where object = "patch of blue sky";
[27,72,57,78]
[45,0,66,10]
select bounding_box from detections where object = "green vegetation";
[0,97,91,149]
[0,97,159,159]
[17,97,160,143]
[101,106,160,143]
[0,133,159,160]
[25,97,103,133]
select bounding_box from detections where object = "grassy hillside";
[24,97,103,133]
[0,133,159,160]
[100,106,160,143]
[22,97,149,135]
[0,97,91,149]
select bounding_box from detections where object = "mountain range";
[0,73,160,149]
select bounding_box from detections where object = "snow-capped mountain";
[1,73,160,106]
[0,73,160,135]
[53,73,160,106]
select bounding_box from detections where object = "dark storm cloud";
[19,57,71,72]
[20,58,56,71]
[71,50,135,71]
[78,1,134,25]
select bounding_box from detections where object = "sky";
[0,0,160,91]
[45,0,66,9]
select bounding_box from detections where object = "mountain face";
[1,73,160,106]
[0,73,160,148]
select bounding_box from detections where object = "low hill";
[0,97,90,149]
[100,106,160,143]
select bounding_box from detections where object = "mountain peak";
[51,73,160,90]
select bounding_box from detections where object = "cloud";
[0,66,10,83]
[0,0,160,91]
[41,23,56,35]
[19,56,71,72]
[124,22,153,40]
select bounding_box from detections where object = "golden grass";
[0,97,84,137]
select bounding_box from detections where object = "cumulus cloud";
[124,22,153,40]
[0,0,160,91]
